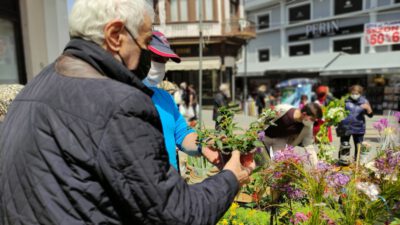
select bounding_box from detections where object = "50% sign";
[365,21,400,46]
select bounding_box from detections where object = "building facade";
[151,0,255,104]
[238,0,400,113]
[0,0,69,85]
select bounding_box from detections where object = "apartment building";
[151,0,255,104]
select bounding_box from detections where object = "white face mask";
[302,119,314,127]
[143,61,166,87]
[351,94,361,100]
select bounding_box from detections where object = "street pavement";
[196,109,394,163]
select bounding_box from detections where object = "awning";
[320,52,400,76]
[165,57,221,71]
[237,53,342,77]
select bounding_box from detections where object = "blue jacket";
[338,96,373,135]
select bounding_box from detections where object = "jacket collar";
[63,38,153,96]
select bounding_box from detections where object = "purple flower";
[317,161,332,173]
[375,150,400,175]
[287,186,305,200]
[327,173,350,188]
[273,145,304,163]
[258,131,265,141]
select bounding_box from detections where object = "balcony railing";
[153,19,256,40]
[153,22,221,38]
[221,19,256,40]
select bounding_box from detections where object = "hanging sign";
[365,21,400,46]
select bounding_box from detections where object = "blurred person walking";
[337,85,373,164]
[255,84,268,116]
[213,83,230,129]
[299,94,308,110]
[313,85,334,142]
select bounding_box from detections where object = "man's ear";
[103,20,125,52]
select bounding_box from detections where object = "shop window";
[333,37,361,54]
[289,3,311,24]
[289,44,310,57]
[257,14,270,30]
[334,0,362,15]
[393,44,400,51]
[0,18,20,83]
[258,49,270,62]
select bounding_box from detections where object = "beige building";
[151,0,255,104]
[0,0,69,84]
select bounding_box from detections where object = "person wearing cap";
[145,31,220,170]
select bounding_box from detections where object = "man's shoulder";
[20,65,154,124]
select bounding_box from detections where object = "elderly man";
[0,1,254,224]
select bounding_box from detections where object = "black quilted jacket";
[0,39,239,225]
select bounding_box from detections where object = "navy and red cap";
[148,31,181,63]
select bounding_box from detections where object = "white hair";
[69,0,154,46]
[219,83,230,92]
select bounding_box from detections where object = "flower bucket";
[188,170,207,184]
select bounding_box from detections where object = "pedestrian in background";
[213,83,230,129]
[313,85,334,143]
[188,84,198,121]
[337,85,373,164]
[256,84,268,116]
[299,94,308,110]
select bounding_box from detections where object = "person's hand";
[361,103,372,114]
[202,146,221,166]
[223,151,256,186]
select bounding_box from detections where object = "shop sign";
[289,21,364,42]
[365,21,400,46]
[305,20,339,37]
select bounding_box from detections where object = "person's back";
[0,57,165,224]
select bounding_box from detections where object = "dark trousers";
[340,134,364,160]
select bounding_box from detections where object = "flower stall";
[189,104,400,224]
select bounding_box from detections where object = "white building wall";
[20,0,69,80]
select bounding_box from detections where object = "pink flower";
[394,111,400,121]
[373,118,389,132]
[290,212,309,224]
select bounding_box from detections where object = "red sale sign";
[365,21,400,46]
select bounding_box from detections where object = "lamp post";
[198,0,203,122]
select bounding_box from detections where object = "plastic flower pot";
[240,149,257,167]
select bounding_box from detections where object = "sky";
[67,0,74,14]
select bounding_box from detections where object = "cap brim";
[149,46,181,63]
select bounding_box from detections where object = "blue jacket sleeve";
[169,93,195,149]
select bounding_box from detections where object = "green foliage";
[197,107,277,154]
[218,203,270,225]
